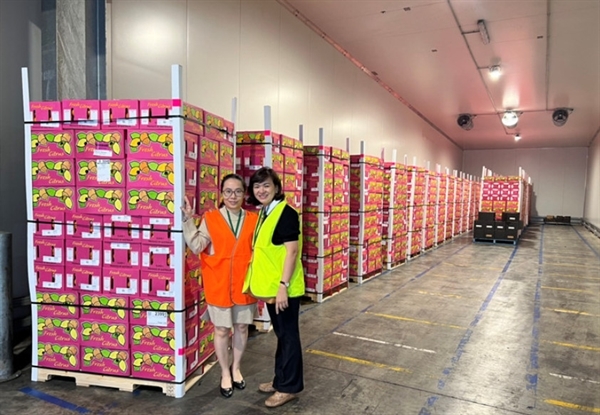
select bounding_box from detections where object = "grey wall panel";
[584,132,600,228]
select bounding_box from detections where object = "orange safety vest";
[201,209,258,307]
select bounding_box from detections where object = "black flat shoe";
[232,379,246,390]
[220,378,233,398]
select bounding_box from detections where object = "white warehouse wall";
[463,147,588,218]
[584,132,600,229]
[107,0,462,169]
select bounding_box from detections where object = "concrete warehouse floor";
[0,224,598,415]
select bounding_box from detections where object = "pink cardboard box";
[139,99,175,129]
[35,263,65,291]
[284,155,298,174]
[103,267,140,296]
[32,159,75,186]
[185,160,197,187]
[74,129,125,159]
[37,316,79,344]
[140,216,174,242]
[103,242,141,268]
[219,166,234,183]
[33,211,64,237]
[197,188,218,214]
[66,265,101,293]
[66,212,102,239]
[185,132,199,161]
[219,141,234,168]
[76,159,125,187]
[80,294,129,322]
[103,214,142,241]
[131,350,176,380]
[126,188,174,217]
[65,237,102,267]
[63,100,101,128]
[198,164,219,189]
[77,187,125,214]
[34,236,64,264]
[33,187,76,213]
[30,101,62,129]
[36,291,79,319]
[200,137,219,165]
[198,330,215,364]
[141,269,175,298]
[101,99,139,128]
[185,316,199,347]
[142,242,174,271]
[81,346,130,376]
[80,319,129,349]
[38,342,80,370]
[127,160,174,189]
[127,130,173,159]
[185,343,200,376]
[130,297,175,327]
[204,111,233,141]
[131,324,176,355]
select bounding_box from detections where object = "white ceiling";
[281,0,600,150]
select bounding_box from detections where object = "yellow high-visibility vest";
[243,202,304,299]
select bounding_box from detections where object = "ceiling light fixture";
[514,134,522,141]
[552,108,572,127]
[501,111,519,128]
[457,114,475,130]
[477,19,490,45]
[489,65,501,79]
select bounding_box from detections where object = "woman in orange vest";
[182,173,258,398]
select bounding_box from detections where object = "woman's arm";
[183,217,211,255]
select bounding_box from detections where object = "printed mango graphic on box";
[37,317,78,343]
[32,131,73,158]
[75,130,123,158]
[132,351,177,379]
[81,321,128,348]
[33,187,75,212]
[77,160,124,186]
[38,343,79,369]
[82,347,130,375]
[81,294,128,321]
[127,189,175,215]
[132,326,176,353]
[78,188,124,213]
[128,131,173,158]
[32,160,74,185]
[128,161,174,188]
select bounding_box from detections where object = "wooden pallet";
[33,357,217,398]
[304,282,349,303]
[349,269,382,284]
[473,238,518,245]
[385,259,406,270]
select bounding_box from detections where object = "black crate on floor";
[502,212,520,222]
[478,211,495,222]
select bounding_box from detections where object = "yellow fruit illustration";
[167,172,174,185]
[102,133,112,143]
[159,329,169,338]
[114,171,122,183]
[58,294,67,302]
[109,351,119,359]
[64,198,73,209]
[169,339,176,350]
[69,355,77,366]
[111,142,121,155]
[133,358,143,367]
[70,329,78,340]
[37,323,45,332]
[82,327,92,337]
[168,143,174,154]
[83,352,93,362]
[169,365,176,377]
[117,334,125,346]
[119,360,127,372]
[159,303,170,311]
[157,163,167,172]
[133,331,143,341]
[37,348,44,357]
[63,142,72,154]
[108,325,117,334]
[167,201,175,214]
[114,199,123,211]
[159,356,169,365]
[117,309,126,319]
[68,306,76,314]
[63,170,72,182]
[60,346,69,354]
[60,320,69,329]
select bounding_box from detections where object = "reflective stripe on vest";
[243,202,304,298]
[201,209,258,307]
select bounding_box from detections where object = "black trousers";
[266,296,304,393]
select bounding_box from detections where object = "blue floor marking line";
[20,387,91,414]
[572,226,600,259]
[418,243,520,415]
[526,224,543,409]
[303,243,471,350]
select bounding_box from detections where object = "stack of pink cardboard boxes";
[382,163,407,268]
[29,99,225,385]
[349,154,383,282]
[480,176,522,220]
[423,171,438,249]
[302,146,350,298]
[446,175,457,239]
[436,173,449,244]
[406,166,426,257]
[235,131,303,320]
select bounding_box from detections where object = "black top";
[271,204,300,245]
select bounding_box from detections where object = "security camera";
[552,108,571,127]
[457,114,474,130]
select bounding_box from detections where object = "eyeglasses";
[222,189,245,198]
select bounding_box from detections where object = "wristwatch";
[280,281,290,288]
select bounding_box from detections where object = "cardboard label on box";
[76,159,125,187]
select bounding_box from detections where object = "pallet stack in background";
[423,171,438,249]
[382,163,407,269]
[28,98,233,396]
[235,131,303,325]
[349,154,384,283]
[436,173,448,245]
[406,166,425,257]
[302,146,350,302]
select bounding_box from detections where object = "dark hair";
[247,167,285,206]
[219,174,247,208]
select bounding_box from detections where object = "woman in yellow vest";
[243,167,305,408]
[182,174,258,398]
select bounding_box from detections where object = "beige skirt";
[206,303,256,328]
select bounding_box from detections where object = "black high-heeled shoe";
[220,378,233,398]
[231,367,246,390]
